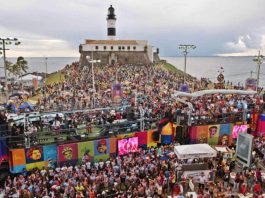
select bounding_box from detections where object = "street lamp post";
[45,57,48,83]
[253,50,264,91]
[87,50,101,109]
[178,44,196,83]
[0,37,21,103]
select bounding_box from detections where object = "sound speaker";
[175,126,183,143]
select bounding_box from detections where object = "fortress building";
[79,5,160,66]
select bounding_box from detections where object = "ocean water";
[0,56,264,86]
[0,57,79,74]
[163,56,265,87]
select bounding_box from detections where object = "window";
[95,46,99,50]
[104,46,107,50]
[118,46,121,50]
[127,46,130,50]
[133,46,136,50]
[122,46,125,50]
[111,46,113,50]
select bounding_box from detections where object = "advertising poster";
[11,164,26,174]
[112,82,122,104]
[135,132,147,147]
[94,154,110,162]
[219,124,232,146]
[208,125,220,145]
[118,137,138,155]
[109,138,117,154]
[257,114,265,136]
[189,126,197,144]
[78,141,94,163]
[26,161,48,171]
[58,143,78,164]
[250,113,259,132]
[10,149,26,166]
[43,144,58,169]
[117,133,135,140]
[25,147,44,164]
[232,125,248,139]
[245,78,257,91]
[196,125,208,143]
[94,139,110,156]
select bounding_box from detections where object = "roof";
[174,144,217,159]
[85,39,139,45]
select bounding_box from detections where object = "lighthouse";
[107,5,116,40]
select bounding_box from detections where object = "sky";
[0,0,265,57]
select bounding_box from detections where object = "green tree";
[6,57,28,78]
[5,60,15,76]
[15,56,28,77]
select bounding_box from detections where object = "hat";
[98,139,107,146]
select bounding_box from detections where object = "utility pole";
[45,57,48,83]
[253,50,264,91]
[0,37,21,103]
[178,44,196,83]
[87,49,101,109]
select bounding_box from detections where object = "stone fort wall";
[79,51,155,66]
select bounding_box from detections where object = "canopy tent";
[16,74,43,81]
[173,89,257,98]
[174,144,217,159]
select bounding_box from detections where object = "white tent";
[174,144,217,159]
[17,74,43,81]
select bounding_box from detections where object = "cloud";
[0,0,265,56]
[217,33,265,56]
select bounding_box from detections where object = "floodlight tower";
[178,44,196,83]
[253,50,264,91]
[0,37,21,102]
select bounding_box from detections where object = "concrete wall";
[79,51,153,66]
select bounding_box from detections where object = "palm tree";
[5,57,28,78]
[5,60,15,76]
[15,56,28,77]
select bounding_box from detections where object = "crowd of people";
[4,62,262,122]
[2,140,265,198]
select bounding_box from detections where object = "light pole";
[0,37,21,103]
[45,57,48,83]
[178,44,196,83]
[253,50,264,91]
[87,51,101,109]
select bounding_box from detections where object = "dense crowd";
[36,63,197,111]
[2,140,265,198]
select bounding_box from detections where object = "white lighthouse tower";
[107,5,116,40]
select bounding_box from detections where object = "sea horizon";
[0,56,264,86]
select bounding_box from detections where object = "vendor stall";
[174,144,217,159]
[174,144,217,183]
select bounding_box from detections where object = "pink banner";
[118,137,138,155]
